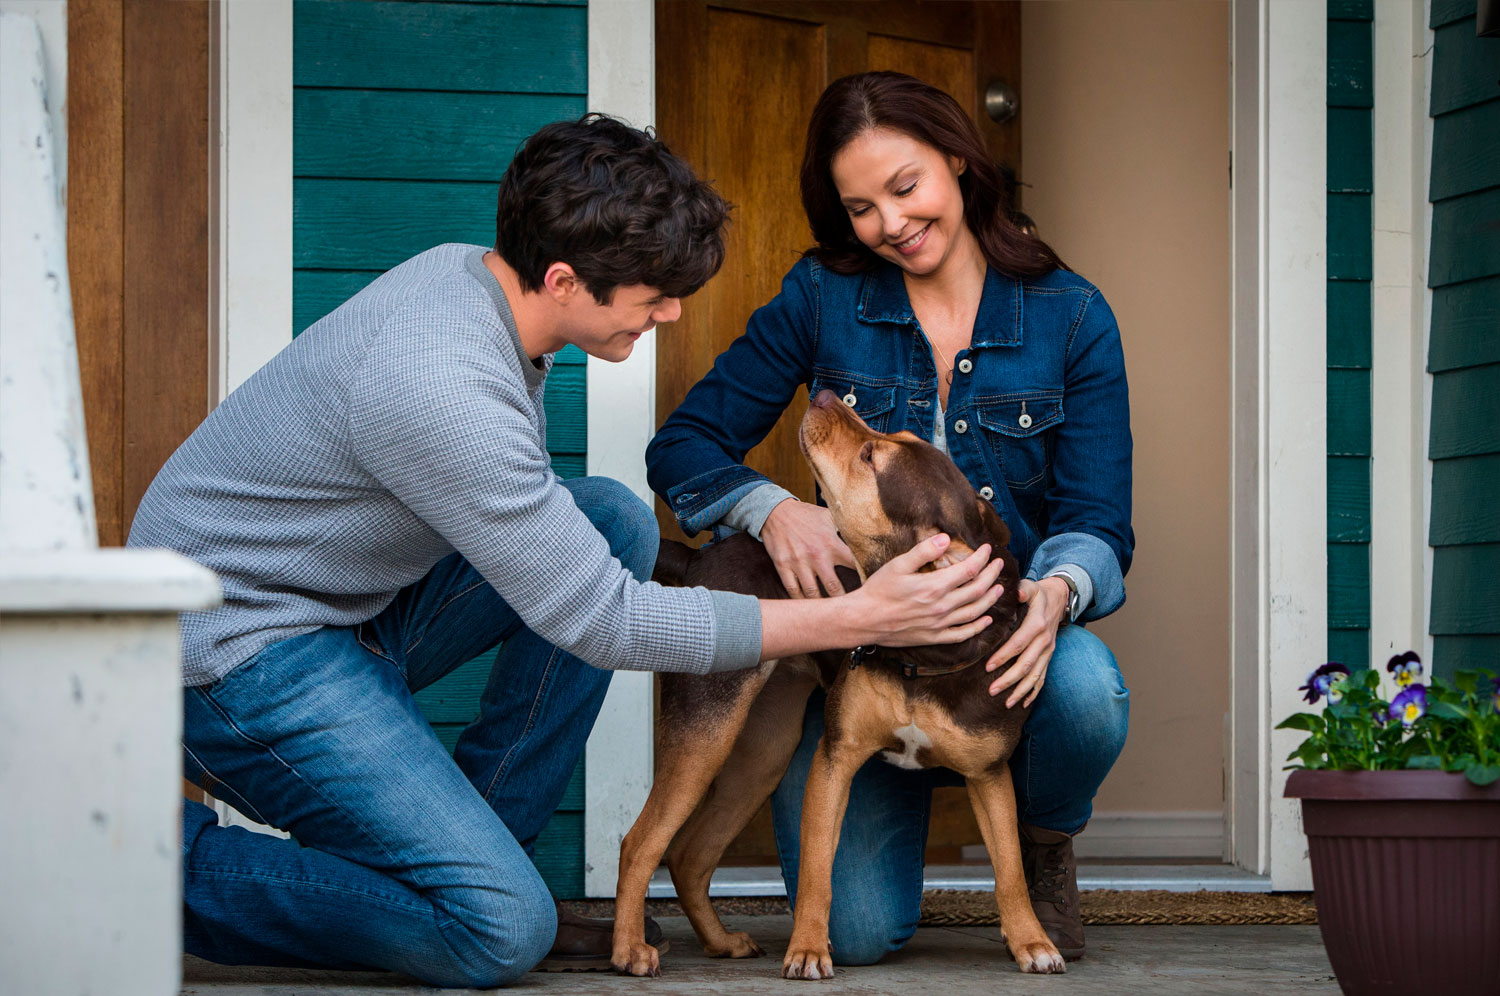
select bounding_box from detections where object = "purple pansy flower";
[1300,662,1350,704]
[1386,651,1423,689]
[1389,684,1427,729]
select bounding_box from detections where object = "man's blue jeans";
[179,477,656,988]
[771,624,1130,966]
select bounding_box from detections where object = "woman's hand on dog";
[984,576,1072,707]
[761,498,857,598]
[851,534,1005,647]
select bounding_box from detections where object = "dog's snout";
[812,389,841,410]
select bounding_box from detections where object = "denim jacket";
[646,257,1134,621]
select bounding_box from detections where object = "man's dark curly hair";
[495,115,730,304]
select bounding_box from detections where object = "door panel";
[656,0,1020,865]
[867,35,975,116]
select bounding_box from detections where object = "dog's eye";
[859,441,875,464]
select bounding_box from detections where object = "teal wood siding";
[293,0,590,896]
[1327,0,1373,668]
[1427,0,1500,680]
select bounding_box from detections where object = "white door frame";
[580,0,657,899]
[1228,0,1327,889]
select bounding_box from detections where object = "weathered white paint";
[0,10,94,552]
[0,612,209,996]
[1,16,224,994]
[0,1,65,202]
[1229,0,1328,889]
[583,0,658,898]
[1369,0,1430,670]
[210,0,294,404]
[0,549,221,612]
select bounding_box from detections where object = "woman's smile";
[892,224,930,254]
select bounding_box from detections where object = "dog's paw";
[782,944,835,980]
[1013,940,1067,975]
[611,940,662,977]
[703,930,764,959]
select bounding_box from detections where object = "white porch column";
[0,13,221,995]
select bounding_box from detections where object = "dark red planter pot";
[1285,770,1500,996]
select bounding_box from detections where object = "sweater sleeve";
[345,322,760,674]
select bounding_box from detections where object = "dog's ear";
[976,496,1011,550]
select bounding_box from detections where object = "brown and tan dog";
[611,389,1066,979]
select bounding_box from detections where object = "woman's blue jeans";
[178,477,656,988]
[771,624,1130,966]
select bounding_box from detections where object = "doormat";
[921,889,1318,926]
[564,890,1318,926]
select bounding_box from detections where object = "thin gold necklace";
[930,337,954,385]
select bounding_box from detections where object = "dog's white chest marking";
[880,721,933,770]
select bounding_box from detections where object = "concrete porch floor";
[182,914,1340,995]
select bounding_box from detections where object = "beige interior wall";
[1021,0,1231,816]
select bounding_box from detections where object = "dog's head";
[800,390,1015,581]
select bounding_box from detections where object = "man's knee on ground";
[425,875,556,988]
[563,476,658,580]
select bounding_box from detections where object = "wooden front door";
[654,0,1019,539]
[654,0,1021,862]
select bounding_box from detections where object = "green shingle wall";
[293,0,591,897]
[1327,0,1372,669]
[1427,0,1500,681]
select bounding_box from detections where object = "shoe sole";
[532,940,671,973]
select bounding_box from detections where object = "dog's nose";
[812,389,841,410]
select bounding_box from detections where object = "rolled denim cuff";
[721,483,799,540]
[707,590,763,673]
[1042,564,1093,621]
[664,465,771,537]
[1026,531,1124,621]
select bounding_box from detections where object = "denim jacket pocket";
[809,370,899,433]
[975,391,1064,490]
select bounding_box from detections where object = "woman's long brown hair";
[800,71,1066,279]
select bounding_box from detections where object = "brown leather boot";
[532,901,669,972]
[1019,824,1084,961]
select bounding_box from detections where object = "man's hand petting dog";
[984,576,1072,708]
[847,534,1005,648]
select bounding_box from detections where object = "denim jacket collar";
[854,263,1024,347]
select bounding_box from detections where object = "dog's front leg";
[782,734,867,981]
[965,770,1065,973]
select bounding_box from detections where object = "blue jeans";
[771,624,1129,966]
[179,477,656,988]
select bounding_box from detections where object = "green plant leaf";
[1429,701,1470,722]
[1275,713,1323,732]
[1463,762,1500,787]
[1406,755,1443,769]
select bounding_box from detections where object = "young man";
[131,116,1003,986]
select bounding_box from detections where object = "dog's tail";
[652,537,696,587]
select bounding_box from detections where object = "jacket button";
[953,419,969,434]
[843,393,857,407]
[957,358,973,374]
[1018,413,1033,429]
[979,485,994,500]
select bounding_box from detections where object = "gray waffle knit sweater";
[129,244,761,686]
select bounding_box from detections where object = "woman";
[646,72,1132,965]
